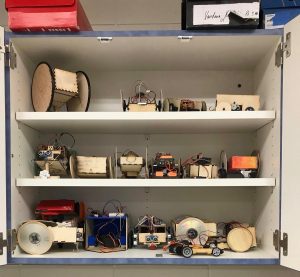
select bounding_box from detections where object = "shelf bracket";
[273,229,288,256]
[275,32,291,67]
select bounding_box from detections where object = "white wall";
[1,0,300,276]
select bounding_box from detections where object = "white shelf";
[11,248,278,265]
[16,111,275,134]
[16,178,276,187]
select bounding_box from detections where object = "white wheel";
[17,221,53,255]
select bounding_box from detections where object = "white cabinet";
[281,17,300,271]
[0,16,300,270]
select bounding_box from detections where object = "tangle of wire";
[130,80,157,104]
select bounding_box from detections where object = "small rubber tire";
[122,100,127,111]
[157,100,162,111]
[212,247,222,257]
[182,246,193,258]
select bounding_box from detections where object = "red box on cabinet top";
[5,0,92,32]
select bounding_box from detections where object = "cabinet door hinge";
[5,43,17,69]
[273,229,288,256]
[0,229,17,255]
[97,37,113,44]
[178,36,193,42]
[276,32,291,67]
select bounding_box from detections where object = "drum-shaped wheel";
[227,227,253,253]
[31,62,54,112]
[69,155,77,178]
[17,221,53,255]
[67,71,91,112]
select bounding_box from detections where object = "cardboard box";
[263,8,300,29]
[182,0,260,30]
[261,0,300,9]
[261,0,300,29]
[6,0,92,32]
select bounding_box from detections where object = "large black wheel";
[182,246,193,258]
[212,247,222,257]
[127,230,134,249]
[157,100,162,111]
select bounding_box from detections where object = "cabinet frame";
[0,27,294,267]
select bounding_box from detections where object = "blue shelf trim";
[6,29,283,39]
[8,257,279,265]
[5,30,12,264]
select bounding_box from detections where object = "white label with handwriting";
[193,3,259,25]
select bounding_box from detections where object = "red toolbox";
[35,199,76,218]
[5,0,92,32]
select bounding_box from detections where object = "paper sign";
[193,3,259,25]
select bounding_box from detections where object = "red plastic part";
[35,199,75,216]
[228,156,258,172]
[148,244,157,250]
[6,0,92,32]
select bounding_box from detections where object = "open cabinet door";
[0,26,7,265]
[281,16,300,271]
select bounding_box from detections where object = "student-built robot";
[70,155,113,178]
[133,215,171,250]
[17,200,84,255]
[121,80,162,112]
[148,152,181,178]
[31,62,91,112]
[218,150,260,178]
[182,153,218,179]
[85,200,129,253]
[34,133,75,178]
[164,216,257,258]
[164,216,223,257]
[216,94,260,111]
[164,98,207,112]
[117,150,145,178]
